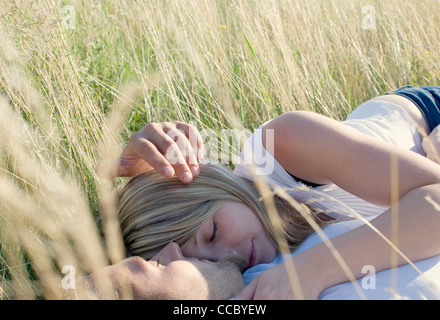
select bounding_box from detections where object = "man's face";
[129,242,247,300]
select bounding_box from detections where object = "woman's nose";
[204,247,239,262]
[150,242,184,265]
[222,247,239,258]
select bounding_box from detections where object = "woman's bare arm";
[263,111,440,207]
[239,111,440,299]
[235,180,440,300]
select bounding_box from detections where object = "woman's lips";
[247,239,256,269]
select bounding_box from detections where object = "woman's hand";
[96,121,204,183]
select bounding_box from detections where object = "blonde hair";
[117,164,333,260]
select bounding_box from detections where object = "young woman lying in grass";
[100,86,440,299]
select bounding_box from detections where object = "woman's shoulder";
[232,121,293,184]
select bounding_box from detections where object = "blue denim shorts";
[387,86,440,133]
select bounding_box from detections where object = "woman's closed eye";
[209,222,218,243]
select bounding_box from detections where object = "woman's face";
[181,201,277,269]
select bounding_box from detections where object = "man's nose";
[150,242,184,265]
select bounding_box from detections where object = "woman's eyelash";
[209,222,218,242]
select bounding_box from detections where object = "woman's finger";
[147,128,193,183]
[174,121,205,161]
[131,135,176,177]
[165,127,199,179]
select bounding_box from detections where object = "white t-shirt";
[235,100,440,299]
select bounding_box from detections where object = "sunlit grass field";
[0,0,439,299]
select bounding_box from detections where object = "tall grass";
[0,0,439,299]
